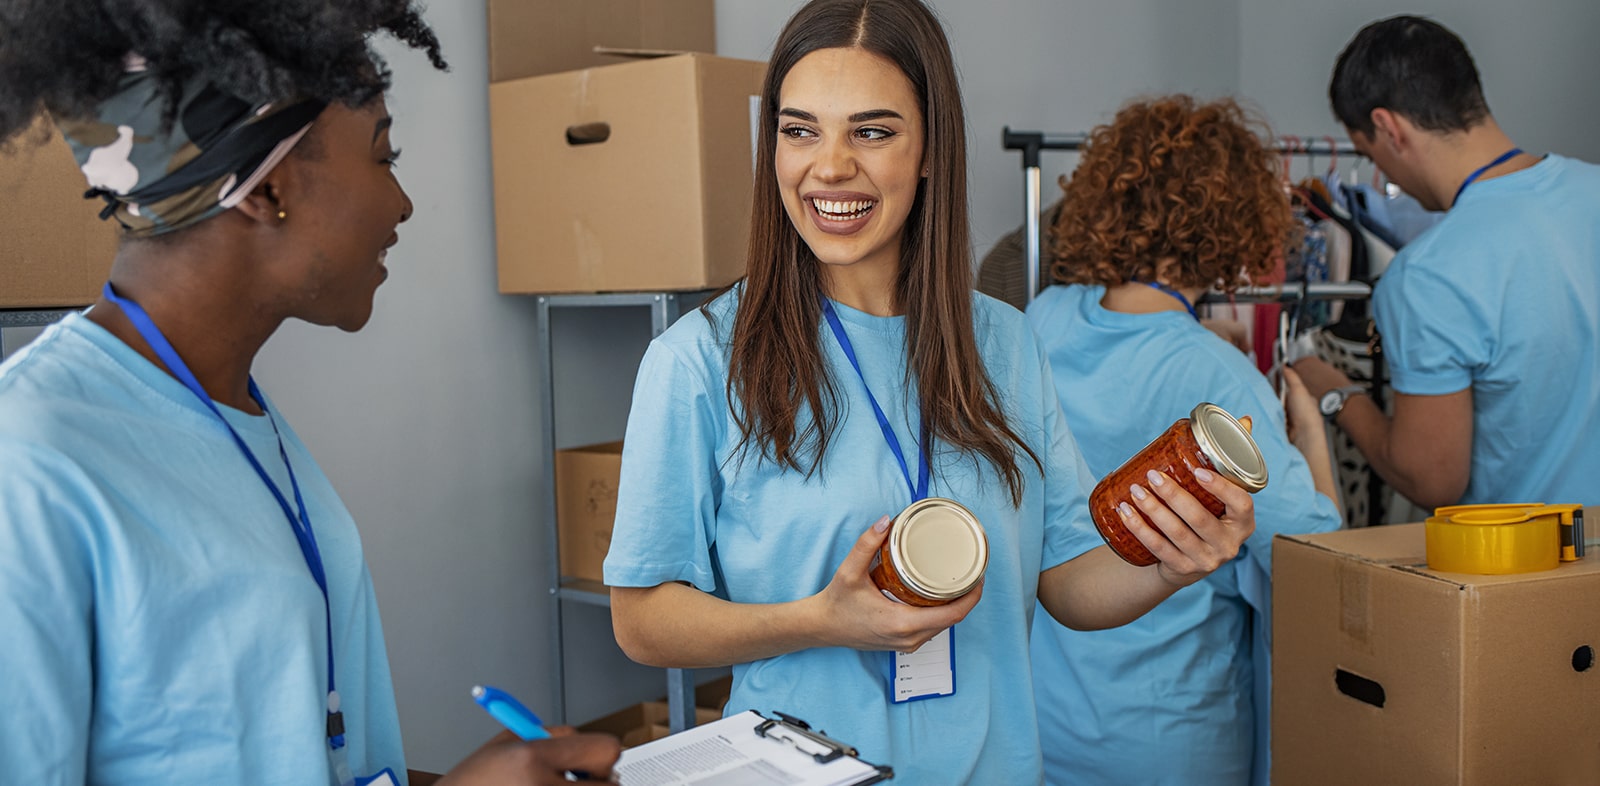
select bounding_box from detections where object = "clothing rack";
[1197,281,1371,306]
[1000,127,1363,305]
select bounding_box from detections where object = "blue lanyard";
[820,300,930,502]
[100,282,346,752]
[1139,281,1199,321]
[1452,147,1522,206]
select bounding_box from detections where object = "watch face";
[1319,390,1342,416]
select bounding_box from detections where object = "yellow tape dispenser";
[1425,503,1585,574]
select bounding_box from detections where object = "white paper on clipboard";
[614,710,889,786]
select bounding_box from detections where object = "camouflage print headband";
[55,54,327,237]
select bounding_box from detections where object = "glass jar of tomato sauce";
[1089,402,1268,566]
[870,497,988,606]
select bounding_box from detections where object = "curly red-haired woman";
[1027,95,1342,785]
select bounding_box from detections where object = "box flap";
[1278,523,1428,564]
[566,441,624,457]
[591,46,694,59]
[487,0,715,83]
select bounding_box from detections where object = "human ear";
[234,180,285,226]
[1369,108,1405,151]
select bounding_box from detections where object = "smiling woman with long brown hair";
[602,2,1259,783]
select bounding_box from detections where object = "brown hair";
[724,0,1039,505]
[1050,95,1292,292]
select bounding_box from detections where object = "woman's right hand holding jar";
[1118,466,1257,588]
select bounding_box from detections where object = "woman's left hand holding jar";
[1118,467,1257,588]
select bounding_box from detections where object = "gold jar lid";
[889,498,988,601]
[1189,402,1268,493]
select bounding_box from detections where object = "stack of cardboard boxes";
[487,1,759,739]
[487,3,765,596]
[1,115,119,308]
[487,0,765,295]
[492,1,765,589]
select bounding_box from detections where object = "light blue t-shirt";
[0,314,405,785]
[1373,154,1600,505]
[604,288,1104,785]
[1025,285,1341,786]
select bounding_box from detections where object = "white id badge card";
[890,626,955,703]
[353,768,399,786]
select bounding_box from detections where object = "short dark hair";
[1329,15,1489,135]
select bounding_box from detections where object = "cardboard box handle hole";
[567,123,612,146]
[1575,645,1594,673]
[1335,668,1386,708]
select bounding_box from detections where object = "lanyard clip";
[327,710,346,748]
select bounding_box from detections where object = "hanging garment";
[975,201,1064,311]
[1344,183,1444,247]
[1316,217,1352,323]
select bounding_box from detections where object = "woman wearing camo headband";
[0,2,620,783]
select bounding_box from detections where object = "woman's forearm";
[1036,546,1179,631]
[609,582,828,668]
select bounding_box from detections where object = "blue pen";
[472,685,552,741]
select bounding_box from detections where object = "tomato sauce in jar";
[870,498,988,606]
[1089,403,1268,566]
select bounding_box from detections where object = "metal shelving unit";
[534,291,706,734]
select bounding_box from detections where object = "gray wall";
[1238,0,1600,163]
[252,0,557,771]
[717,0,1240,260]
[218,0,1596,776]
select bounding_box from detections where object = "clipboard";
[613,709,892,785]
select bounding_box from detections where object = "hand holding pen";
[434,685,621,785]
[473,686,552,740]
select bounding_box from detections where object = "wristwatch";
[1318,385,1367,418]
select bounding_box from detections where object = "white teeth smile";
[812,198,875,220]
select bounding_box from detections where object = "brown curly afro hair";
[1049,95,1292,293]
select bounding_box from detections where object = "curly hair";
[0,0,447,143]
[1050,95,1292,293]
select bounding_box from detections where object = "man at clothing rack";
[1293,15,1600,509]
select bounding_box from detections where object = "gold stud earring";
[277,209,287,220]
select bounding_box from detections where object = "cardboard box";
[582,676,731,748]
[582,701,722,748]
[555,441,624,583]
[1,116,119,308]
[695,674,732,711]
[490,53,765,294]
[487,0,715,83]
[1273,518,1600,785]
